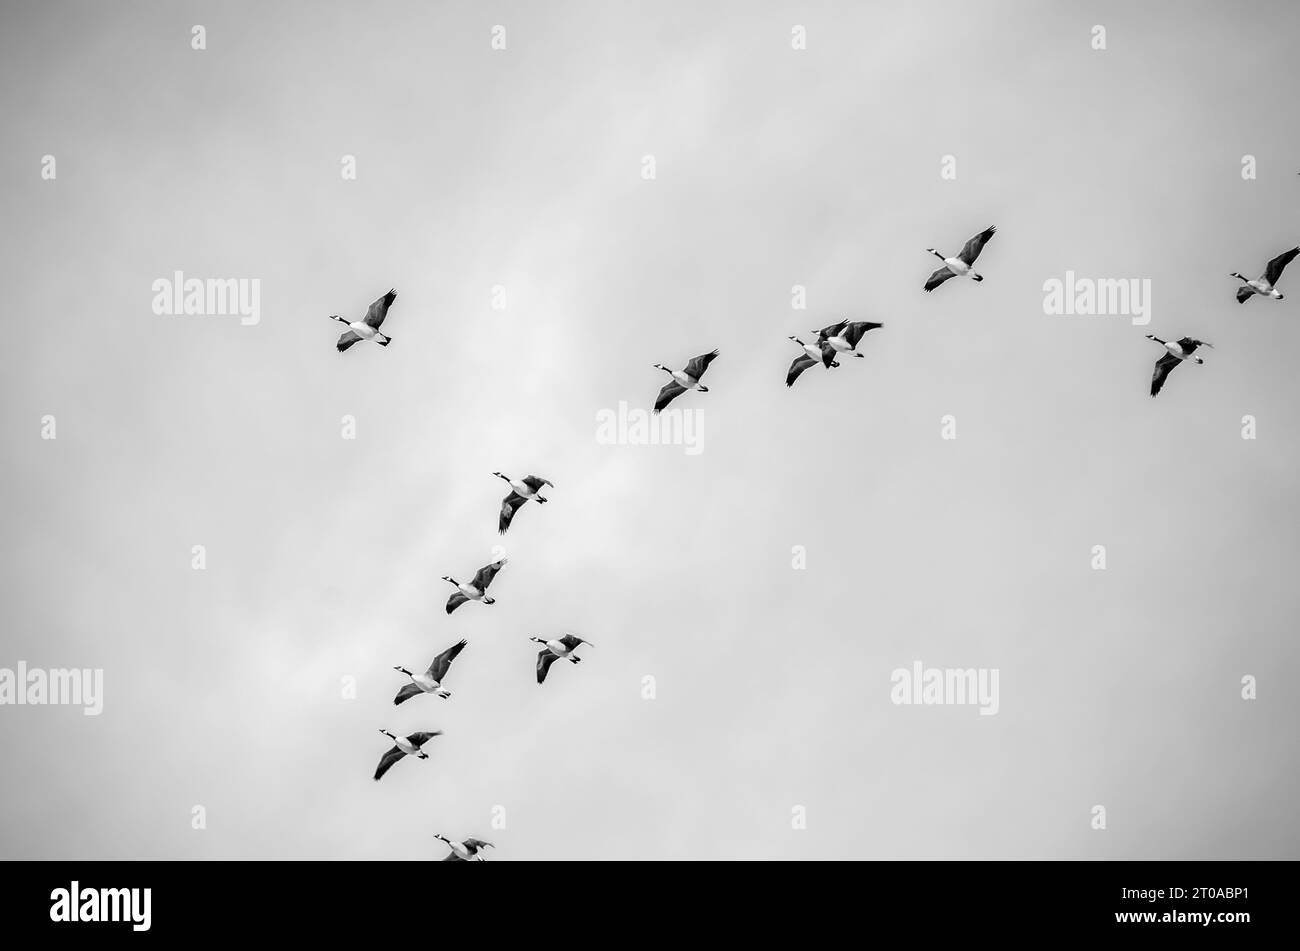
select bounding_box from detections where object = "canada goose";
[393,639,467,704]
[924,226,996,291]
[494,473,553,534]
[1146,334,1212,397]
[786,337,840,387]
[530,634,592,684]
[814,320,884,356]
[331,289,397,352]
[373,730,441,781]
[653,350,718,413]
[1231,247,1298,303]
[442,559,507,614]
[435,834,494,862]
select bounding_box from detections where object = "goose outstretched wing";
[959,226,996,265]
[683,349,719,381]
[1264,247,1299,286]
[393,683,423,706]
[373,746,405,781]
[786,353,818,387]
[472,559,506,591]
[363,289,397,329]
[1150,353,1180,397]
[537,649,560,684]
[654,381,686,413]
[842,321,883,347]
[499,492,527,534]
[924,266,956,292]
[428,639,468,683]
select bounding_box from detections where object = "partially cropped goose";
[814,320,883,355]
[435,835,494,862]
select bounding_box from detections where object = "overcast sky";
[2,0,1298,860]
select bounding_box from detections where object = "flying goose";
[653,349,718,413]
[494,472,553,534]
[331,289,397,352]
[924,226,996,291]
[814,319,884,356]
[786,337,840,387]
[393,639,468,704]
[442,558,507,614]
[435,834,495,862]
[373,729,441,781]
[1146,334,1212,397]
[1231,247,1298,302]
[530,634,593,684]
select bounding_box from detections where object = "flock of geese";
[361,461,587,860]
[328,219,1296,861]
[328,295,588,860]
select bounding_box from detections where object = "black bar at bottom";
[3,860,1277,938]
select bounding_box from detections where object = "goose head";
[697,385,710,393]
[440,575,456,585]
[393,666,411,675]
[328,314,347,323]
